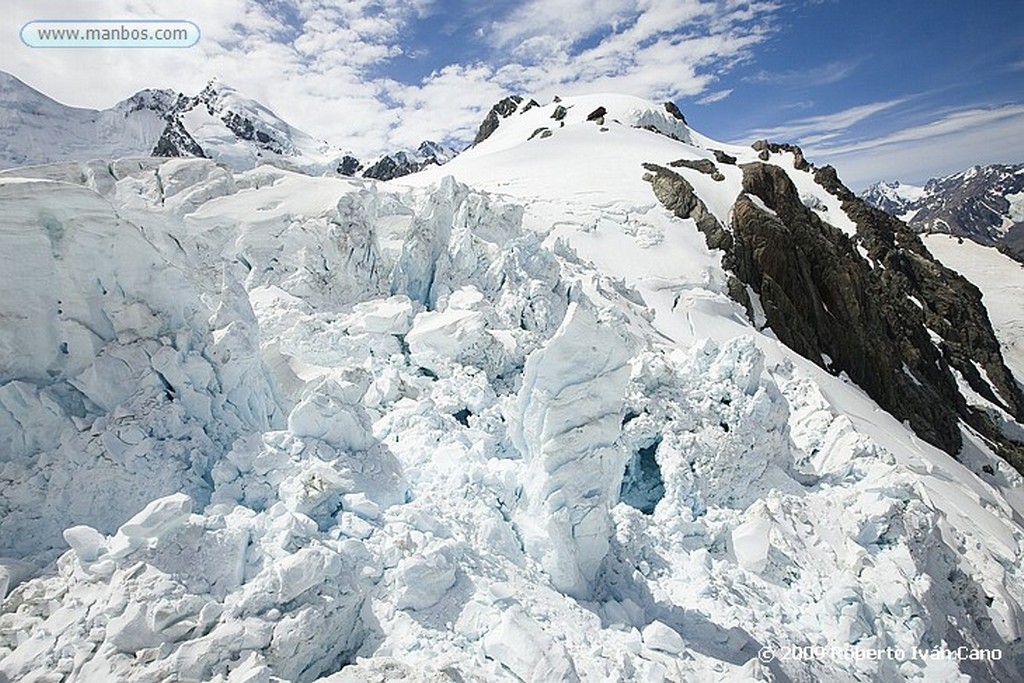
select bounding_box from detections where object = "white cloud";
[744,98,907,142]
[477,0,777,101]
[488,0,637,56]
[745,58,862,87]
[2,0,779,158]
[695,88,733,104]
[816,104,1024,156]
[806,104,1024,190]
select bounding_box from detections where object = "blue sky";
[4,0,1023,189]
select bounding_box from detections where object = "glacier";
[1,94,1023,682]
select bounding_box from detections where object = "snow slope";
[0,71,172,169]
[922,235,1024,388]
[2,95,1024,682]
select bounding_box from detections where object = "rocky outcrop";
[733,162,966,453]
[362,154,412,181]
[1003,223,1024,262]
[644,159,1024,471]
[664,101,687,124]
[337,155,363,176]
[751,140,811,170]
[641,164,748,309]
[152,117,206,158]
[222,110,282,153]
[472,95,523,146]
[361,141,459,181]
[668,158,724,181]
[641,164,730,250]
[816,165,1024,468]
[586,107,607,123]
[712,149,737,165]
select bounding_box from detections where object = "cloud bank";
[3,0,779,156]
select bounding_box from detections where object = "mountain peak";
[463,93,694,159]
[862,163,1024,256]
[361,140,460,181]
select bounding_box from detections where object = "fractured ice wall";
[510,302,635,598]
[0,175,282,560]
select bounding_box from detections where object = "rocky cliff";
[644,152,1024,472]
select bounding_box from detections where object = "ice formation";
[1,94,1023,682]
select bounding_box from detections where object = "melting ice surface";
[1,95,1023,682]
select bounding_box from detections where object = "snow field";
[1,94,1023,681]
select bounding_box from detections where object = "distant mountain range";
[861,163,1024,261]
[0,71,457,180]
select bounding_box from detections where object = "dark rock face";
[712,150,737,166]
[1002,223,1024,261]
[528,127,553,141]
[221,111,283,154]
[551,105,568,122]
[668,158,724,181]
[816,166,1024,447]
[734,163,968,454]
[361,141,458,181]
[337,155,363,177]
[586,107,607,123]
[472,95,523,146]
[641,163,749,314]
[643,160,1024,472]
[663,102,686,124]
[751,140,811,171]
[152,118,206,158]
[642,164,731,250]
[362,154,409,181]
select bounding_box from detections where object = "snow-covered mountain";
[0,71,462,181]
[0,72,362,175]
[154,78,364,175]
[2,92,1024,682]
[361,141,460,181]
[0,71,175,169]
[859,179,927,216]
[862,164,1024,260]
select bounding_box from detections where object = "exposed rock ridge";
[472,95,523,146]
[733,162,965,454]
[644,159,1024,471]
[151,117,206,159]
[361,141,458,181]
[816,165,1024,468]
[751,140,811,170]
[640,163,747,309]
